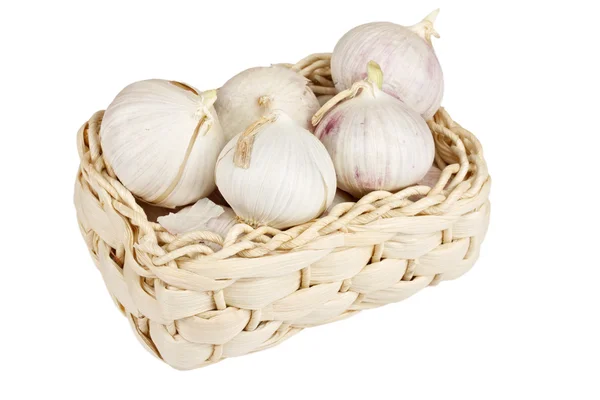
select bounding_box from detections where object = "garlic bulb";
[216,111,336,229]
[101,79,226,208]
[215,66,320,141]
[331,9,444,119]
[314,62,434,199]
[158,198,237,236]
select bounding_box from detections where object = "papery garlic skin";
[205,207,238,237]
[216,111,336,229]
[158,198,238,237]
[101,79,226,208]
[215,66,320,141]
[158,198,225,235]
[315,80,434,199]
[331,10,444,119]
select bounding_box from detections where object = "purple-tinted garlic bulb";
[331,9,444,120]
[314,62,435,199]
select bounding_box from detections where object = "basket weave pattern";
[74,54,491,370]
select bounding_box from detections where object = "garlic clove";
[215,66,320,141]
[101,80,226,208]
[216,110,336,229]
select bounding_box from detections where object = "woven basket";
[74,53,491,370]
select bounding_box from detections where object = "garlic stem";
[409,9,441,44]
[313,62,381,126]
[234,113,278,169]
[312,80,371,126]
[201,89,218,108]
[367,61,384,90]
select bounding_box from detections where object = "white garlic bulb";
[314,62,434,199]
[216,111,336,229]
[215,66,320,141]
[101,79,226,208]
[331,9,444,119]
[158,198,237,236]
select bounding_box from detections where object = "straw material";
[74,53,491,370]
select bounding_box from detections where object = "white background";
[1,0,599,398]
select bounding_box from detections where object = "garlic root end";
[258,95,273,108]
[367,61,384,90]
